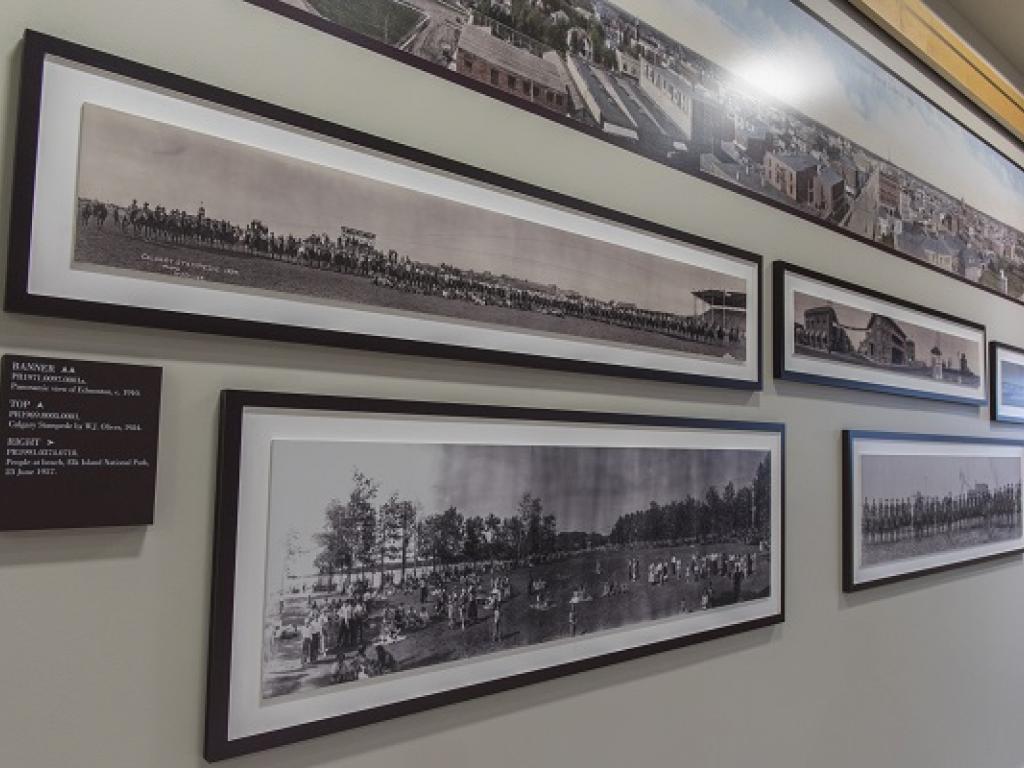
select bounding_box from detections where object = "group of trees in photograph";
[472,0,619,68]
[306,457,771,588]
[608,459,771,546]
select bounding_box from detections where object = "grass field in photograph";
[307,0,425,45]
[73,226,739,357]
[261,543,770,700]
[861,523,1022,567]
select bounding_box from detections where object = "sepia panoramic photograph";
[249,0,1024,301]
[259,439,774,700]
[859,452,1023,568]
[73,103,748,362]
[791,291,981,390]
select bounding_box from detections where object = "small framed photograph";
[205,391,784,759]
[990,342,1024,424]
[843,431,1024,592]
[774,262,987,405]
[8,31,762,388]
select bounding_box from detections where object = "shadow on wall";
[837,552,1023,610]
[0,526,146,566]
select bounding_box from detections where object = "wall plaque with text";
[1,354,162,530]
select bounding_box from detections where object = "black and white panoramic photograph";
[262,439,773,699]
[792,291,980,389]
[845,432,1024,591]
[776,264,987,404]
[61,99,757,385]
[206,394,783,756]
[991,343,1024,424]
[246,0,1024,305]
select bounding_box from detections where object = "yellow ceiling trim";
[848,0,1024,145]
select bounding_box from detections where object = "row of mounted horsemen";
[79,198,743,345]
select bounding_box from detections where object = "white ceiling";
[930,0,1024,87]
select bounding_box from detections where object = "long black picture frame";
[243,0,1024,311]
[773,261,988,406]
[205,390,786,759]
[842,430,1024,592]
[5,30,762,389]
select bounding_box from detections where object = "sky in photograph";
[633,0,1024,231]
[264,439,768,582]
[861,454,1020,500]
[793,291,979,369]
[75,104,743,315]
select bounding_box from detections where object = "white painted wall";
[0,1,1023,766]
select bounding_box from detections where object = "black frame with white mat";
[774,262,987,406]
[843,430,1024,592]
[205,390,785,759]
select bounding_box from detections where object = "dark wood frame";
[842,430,1024,592]
[5,30,762,389]
[773,261,988,406]
[243,0,1024,311]
[205,390,786,760]
[989,341,1024,424]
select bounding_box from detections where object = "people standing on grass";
[569,602,577,638]
[300,619,312,665]
[353,599,367,647]
[339,600,352,647]
[492,600,502,642]
[309,611,322,663]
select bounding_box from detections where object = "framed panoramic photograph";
[244,0,1024,308]
[990,342,1024,424]
[774,262,987,405]
[843,431,1024,592]
[205,391,784,759]
[6,31,761,388]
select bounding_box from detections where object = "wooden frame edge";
[842,429,1024,593]
[772,261,988,407]
[5,30,764,391]
[202,392,786,760]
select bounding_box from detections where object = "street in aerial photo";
[262,0,1024,299]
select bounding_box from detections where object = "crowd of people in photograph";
[270,542,768,689]
[861,482,1023,545]
[79,197,744,347]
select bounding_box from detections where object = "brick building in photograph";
[858,314,915,366]
[801,305,853,353]
[764,152,818,204]
[813,166,845,216]
[456,25,569,114]
[878,167,901,215]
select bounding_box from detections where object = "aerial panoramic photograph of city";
[253,0,1024,301]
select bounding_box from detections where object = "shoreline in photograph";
[259,441,774,702]
[263,542,770,701]
[252,0,1024,302]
